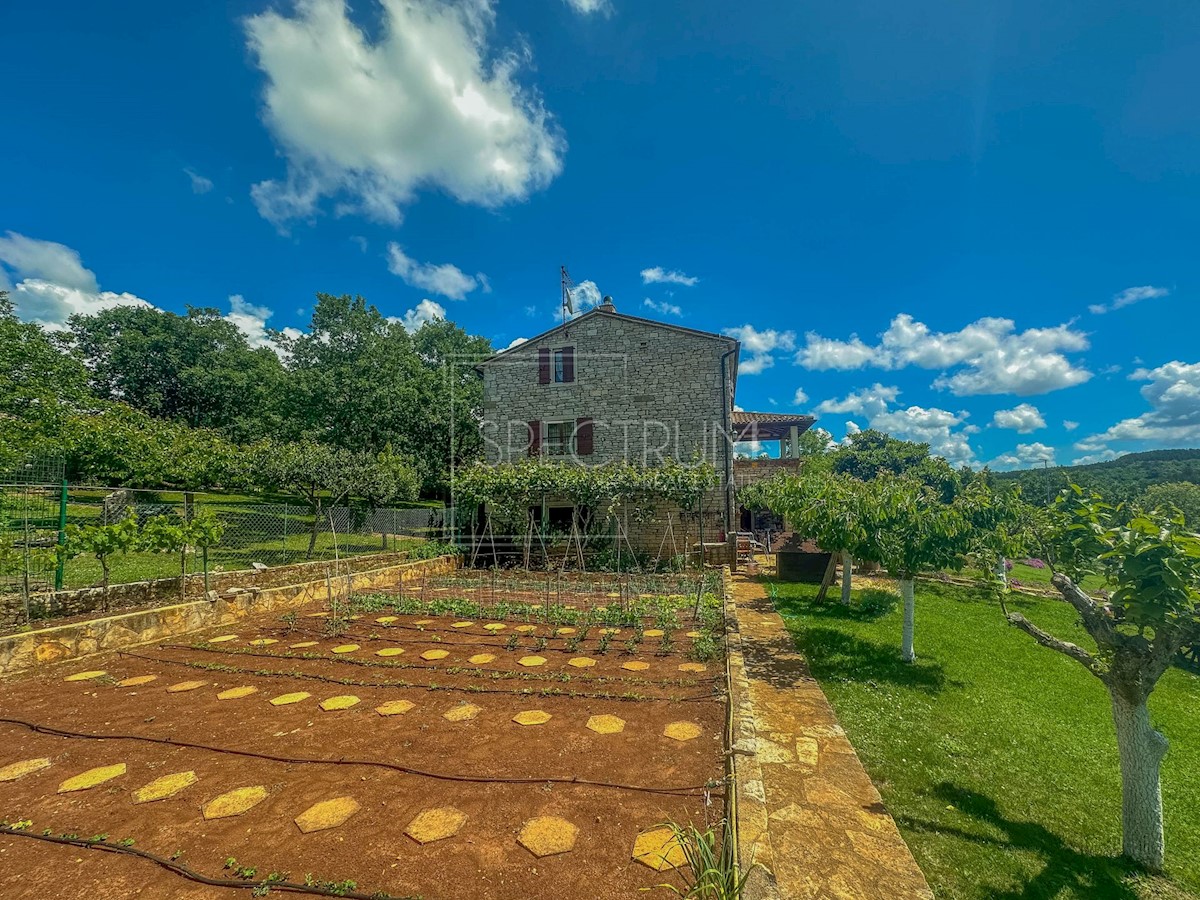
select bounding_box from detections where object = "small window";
[551,346,575,383]
[553,349,566,382]
[547,506,574,531]
[545,421,573,455]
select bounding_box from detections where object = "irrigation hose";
[0,826,414,899]
[0,717,714,797]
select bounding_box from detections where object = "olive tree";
[1005,487,1200,871]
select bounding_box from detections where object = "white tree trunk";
[900,577,916,662]
[841,553,853,605]
[1110,692,1168,871]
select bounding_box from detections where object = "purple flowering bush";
[1023,558,1047,569]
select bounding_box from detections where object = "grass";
[1005,560,1106,593]
[770,576,1200,900]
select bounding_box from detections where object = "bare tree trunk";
[815,554,837,603]
[900,577,916,662]
[307,499,323,559]
[1111,691,1168,871]
[841,553,853,605]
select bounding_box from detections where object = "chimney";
[598,295,616,313]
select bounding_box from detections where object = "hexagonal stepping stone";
[567,657,596,668]
[621,661,651,672]
[376,700,415,716]
[133,771,197,804]
[405,807,466,844]
[376,616,398,625]
[117,675,158,687]
[269,691,311,706]
[295,796,360,833]
[643,629,665,638]
[586,714,627,735]
[442,703,481,722]
[512,710,552,726]
[518,815,579,857]
[421,649,450,661]
[248,638,278,647]
[514,625,537,633]
[290,641,319,649]
[663,722,702,742]
[600,628,621,635]
[349,615,363,621]
[319,695,361,711]
[0,758,51,783]
[413,619,434,625]
[331,644,360,654]
[686,631,702,638]
[517,655,546,668]
[555,627,576,635]
[376,647,405,657]
[217,686,258,700]
[451,621,474,629]
[203,785,268,819]
[58,763,126,793]
[208,635,238,643]
[678,662,708,673]
[483,623,506,632]
[166,680,207,693]
[467,653,496,665]
[632,826,686,871]
[305,611,330,618]
[64,670,106,682]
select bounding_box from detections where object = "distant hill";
[991,449,1200,504]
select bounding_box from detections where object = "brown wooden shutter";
[538,348,551,384]
[575,417,593,456]
[563,346,575,383]
[528,420,541,456]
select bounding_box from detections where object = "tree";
[832,428,964,500]
[1140,482,1200,529]
[63,514,140,607]
[1005,487,1200,871]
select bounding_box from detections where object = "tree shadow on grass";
[794,625,947,693]
[897,782,1145,900]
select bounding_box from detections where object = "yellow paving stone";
[421,649,450,661]
[451,621,474,628]
[319,695,361,711]
[376,700,415,716]
[269,691,311,706]
[483,623,506,632]
[514,625,537,633]
[376,647,405,657]
[203,785,268,819]
[305,612,329,618]
[621,661,651,671]
[217,686,258,700]
[166,680,207,693]
[248,638,278,647]
[663,722,702,742]
[405,807,467,844]
[64,670,106,682]
[518,815,579,857]
[468,653,496,665]
[295,796,361,833]
[605,592,620,598]
[290,641,319,649]
[133,771,197,804]
[517,655,547,667]
[349,615,363,620]
[555,627,577,635]
[512,710,552,726]
[0,758,51,783]
[633,827,686,871]
[58,763,126,793]
[442,703,481,722]
[678,662,708,673]
[331,644,360,654]
[376,616,398,624]
[413,619,434,625]
[586,714,626,735]
[567,657,596,668]
[208,635,238,643]
[117,675,158,687]
[643,629,665,638]
[686,631,702,638]
[600,628,621,635]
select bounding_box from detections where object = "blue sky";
[2,0,1198,470]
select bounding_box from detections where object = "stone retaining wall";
[0,554,459,678]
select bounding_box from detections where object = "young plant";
[653,820,756,900]
[63,513,140,608]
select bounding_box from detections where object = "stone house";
[473,297,813,558]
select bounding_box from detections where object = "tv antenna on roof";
[560,265,577,322]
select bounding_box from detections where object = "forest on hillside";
[991,449,1200,506]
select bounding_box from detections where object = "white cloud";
[563,0,612,14]
[815,383,976,466]
[1075,360,1200,455]
[225,294,303,351]
[796,313,1092,396]
[557,279,603,320]
[989,442,1057,471]
[245,0,566,228]
[386,243,484,300]
[1073,449,1127,465]
[1089,285,1169,315]
[1063,420,1079,431]
[725,324,796,376]
[642,297,682,317]
[640,266,698,287]
[390,298,447,332]
[0,232,153,329]
[184,167,214,194]
[503,336,528,350]
[992,403,1046,434]
[793,388,808,406]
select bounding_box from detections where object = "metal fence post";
[54,479,68,591]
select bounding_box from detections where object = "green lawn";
[770,577,1200,900]
[1006,559,1106,593]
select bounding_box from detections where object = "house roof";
[475,305,740,370]
[732,411,817,442]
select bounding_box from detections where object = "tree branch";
[1050,573,1120,647]
[1005,611,1106,680]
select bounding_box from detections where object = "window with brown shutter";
[527,420,541,456]
[576,417,593,455]
[562,346,575,383]
[538,348,551,384]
